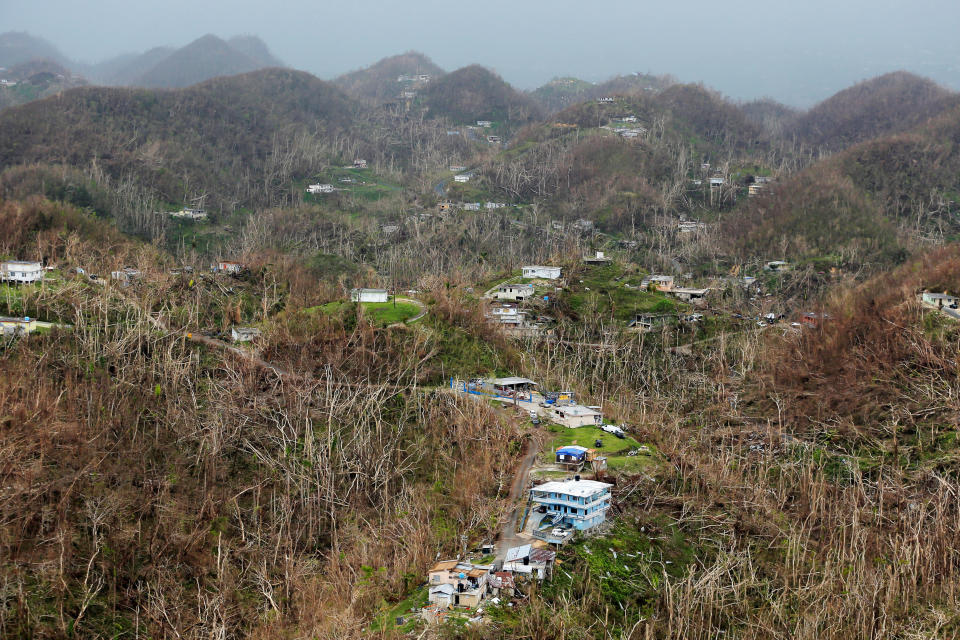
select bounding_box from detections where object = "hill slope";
[419,64,543,125]
[0,68,358,209]
[0,31,70,68]
[131,34,282,88]
[790,71,958,149]
[333,51,444,103]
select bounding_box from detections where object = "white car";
[601,424,625,438]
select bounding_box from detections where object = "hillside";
[0,68,358,210]
[333,51,444,103]
[131,34,282,88]
[0,31,70,68]
[728,102,960,268]
[790,71,958,149]
[0,59,87,111]
[419,64,543,125]
[88,47,177,85]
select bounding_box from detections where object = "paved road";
[494,438,540,561]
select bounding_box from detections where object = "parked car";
[601,424,626,438]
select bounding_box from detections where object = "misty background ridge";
[2,0,960,106]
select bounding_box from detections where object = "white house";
[522,266,562,280]
[463,202,481,211]
[476,120,492,128]
[583,251,611,265]
[0,261,44,284]
[170,208,208,220]
[449,165,467,172]
[529,477,613,532]
[486,135,501,143]
[494,283,535,302]
[427,560,492,609]
[213,261,243,274]
[353,159,368,169]
[306,184,334,194]
[709,177,725,187]
[110,267,141,283]
[922,292,959,309]
[550,404,603,428]
[671,287,710,303]
[231,327,262,343]
[640,275,674,291]
[503,544,556,580]
[350,288,389,303]
[454,174,471,183]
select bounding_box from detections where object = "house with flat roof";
[671,287,710,304]
[486,304,528,327]
[550,404,602,428]
[640,275,674,291]
[522,266,561,280]
[0,261,44,284]
[306,184,334,194]
[494,283,534,302]
[764,261,791,272]
[529,477,613,532]
[213,260,243,274]
[351,288,389,303]
[503,545,556,580]
[583,251,611,265]
[628,314,674,332]
[921,292,959,309]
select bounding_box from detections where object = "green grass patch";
[309,300,419,326]
[542,424,658,473]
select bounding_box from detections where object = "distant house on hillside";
[454,173,472,183]
[522,266,562,280]
[231,327,262,343]
[529,477,612,532]
[449,165,467,172]
[476,120,492,127]
[503,545,556,580]
[748,184,765,196]
[0,261,44,284]
[764,261,791,272]
[306,184,334,194]
[352,159,367,169]
[494,283,535,302]
[921,292,959,309]
[463,202,481,211]
[709,177,725,188]
[678,220,706,233]
[640,275,674,291]
[350,288,389,303]
[486,135,501,143]
[110,267,141,283]
[628,313,673,332]
[670,287,710,304]
[213,260,243,274]
[583,251,611,265]
[170,207,208,220]
[427,560,493,609]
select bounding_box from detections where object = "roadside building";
[502,544,556,580]
[921,292,959,309]
[350,288,389,303]
[529,477,613,532]
[427,560,493,609]
[550,404,603,428]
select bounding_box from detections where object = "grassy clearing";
[565,263,679,322]
[310,300,420,326]
[541,424,658,473]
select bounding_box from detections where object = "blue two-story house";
[529,477,613,531]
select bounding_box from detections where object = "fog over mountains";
[3,0,960,106]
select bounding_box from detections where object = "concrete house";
[427,560,493,609]
[503,544,556,580]
[522,266,562,280]
[710,177,725,187]
[231,327,262,342]
[214,260,243,274]
[110,267,141,283]
[640,275,674,291]
[555,445,593,470]
[476,120,492,128]
[454,173,472,183]
[306,184,334,194]
[764,261,791,272]
[550,404,603,428]
[494,283,535,302]
[921,292,959,309]
[671,287,710,303]
[486,135,501,143]
[529,477,613,532]
[353,159,368,169]
[748,184,765,196]
[583,251,611,265]
[170,207,208,220]
[628,313,673,332]
[463,202,481,211]
[0,261,44,284]
[487,304,528,327]
[350,288,389,303]
[449,165,467,172]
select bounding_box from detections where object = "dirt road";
[494,438,540,561]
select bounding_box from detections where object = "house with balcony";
[0,261,44,284]
[529,477,613,532]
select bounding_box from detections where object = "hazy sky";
[4,0,959,106]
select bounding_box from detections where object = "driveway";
[494,438,540,561]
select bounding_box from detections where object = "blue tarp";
[556,446,588,460]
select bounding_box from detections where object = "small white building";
[641,275,674,291]
[110,267,141,283]
[550,404,603,428]
[449,165,467,172]
[454,173,472,183]
[213,261,243,274]
[671,287,710,303]
[583,251,611,265]
[922,292,959,309]
[494,283,535,301]
[231,327,262,343]
[502,545,556,580]
[0,261,44,284]
[353,159,368,169]
[350,288,389,303]
[476,120,492,128]
[463,202,481,211]
[170,207,208,220]
[709,177,725,187]
[306,184,334,194]
[522,266,562,280]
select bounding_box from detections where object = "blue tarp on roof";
[556,445,588,460]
